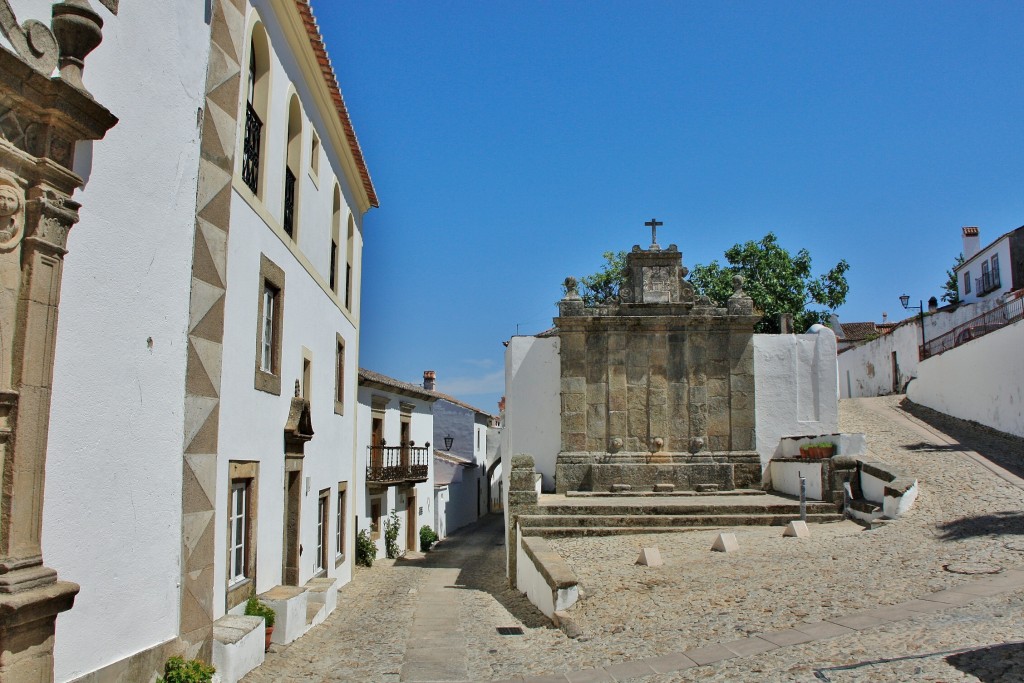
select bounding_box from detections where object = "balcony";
[975,268,1001,296]
[366,445,430,486]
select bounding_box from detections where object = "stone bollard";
[711,533,739,552]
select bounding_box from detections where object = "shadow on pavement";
[395,514,554,629]
[899,398,1024,480]
[935,511,1024,540]
[946,642,1024,682]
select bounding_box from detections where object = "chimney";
[423,370,436,392]
[962,226,980,261]
[829,314,843,338]
[882,312,887,323]
[928,296,938,313]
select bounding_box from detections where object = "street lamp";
[443,434,454,451]
[900,295,927,359]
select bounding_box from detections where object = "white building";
[357,369,437,557]
[5,0,379,679]
[955,225,1024,305]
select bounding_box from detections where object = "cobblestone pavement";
[244,396,1024,682]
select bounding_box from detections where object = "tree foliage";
[689,233,850,333]
[941,253,964,304]
[575,250,628,307]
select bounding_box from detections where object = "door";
[371,416,383,469]
[406,492,417,551]
[891,352,900,393]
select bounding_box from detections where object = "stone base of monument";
[556,451,762,494]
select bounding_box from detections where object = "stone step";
[520,512,843,528]
[523,516,845,537]
[565,488,765,498]
[535,502,839,516]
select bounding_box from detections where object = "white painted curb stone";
[711,533,739,552]
[784,520,810,538]
[636,547,663,566]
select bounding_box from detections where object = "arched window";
[330,184,341,293]
[283,95,301,239]
[344,215,354,310]
[241,24,270,197]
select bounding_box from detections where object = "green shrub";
[384,509,401,559]
[244,594,276,628]
[157,656,215,683]
[355,528,376,567]
[419,525,439,551]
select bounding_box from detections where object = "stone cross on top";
[645,218,663,249]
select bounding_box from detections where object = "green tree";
[689,233,850,333]
[574,250,628,306]
[941,253,964,304]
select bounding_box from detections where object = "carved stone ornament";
[0,2,59,75]
[563,276,580,300]
[0,177,24,250]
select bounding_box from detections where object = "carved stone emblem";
[642,265,673,303]
[0,178,24,250]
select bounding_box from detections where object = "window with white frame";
[255,254,284,395]
[992,254,1001,288]
[261,285,275,371]
[316,489,329,573]
[336,483,347,563]
[229,480,248,584]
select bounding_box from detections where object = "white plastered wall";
[31,1,210,679]
[501,336,561,502]
[908,318,1024,438]
[752,328,839,470]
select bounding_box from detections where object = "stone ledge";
[860,461,899,482]
[521,536,578,590]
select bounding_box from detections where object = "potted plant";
[245,595,276,651]
[799,442,836,459]
[157,656,215,683]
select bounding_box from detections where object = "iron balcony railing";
[283,168,296,237]
[366,445,430,485]
[922,294,1024,360]
[241,103,262,194]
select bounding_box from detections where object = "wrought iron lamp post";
[443,434,454,451]
[900,295,927,359]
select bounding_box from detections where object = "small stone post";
[506,455,539,587]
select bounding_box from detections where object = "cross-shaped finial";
[645,218,663,248]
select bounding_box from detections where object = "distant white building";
[357,370,436,557]
[955,225,1024,305]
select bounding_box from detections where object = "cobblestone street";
[244,396,1024,682]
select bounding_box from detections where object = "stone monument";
[554,223,761,493]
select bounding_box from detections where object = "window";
[310,130,320,179]
[344,215,354,311]
[226,461,258,610]
[992,254,1001,288]
[255,254,285,394]
[964,271,971,294]
[330,185,341,293]
[370,498,382,540]
[241,26,269,198]
[229,481,248,584]
[336,483,347,564]
[334,335,345,415]
[283,96,302,239]
[315,489,329,574]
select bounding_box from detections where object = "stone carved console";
[0,2,117,680]
[554,242,761,493]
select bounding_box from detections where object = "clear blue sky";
[314,1,1024,413]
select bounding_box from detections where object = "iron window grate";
[496,626,524,636]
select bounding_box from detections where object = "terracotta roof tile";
[293,0,378,208]
[358,368,436,400]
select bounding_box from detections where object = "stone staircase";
[517,491,843,537]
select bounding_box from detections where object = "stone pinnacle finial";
[563,276,581,300]
[732,275,745,295]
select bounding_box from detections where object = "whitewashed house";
[0,0,379,680]
[955,225,1024,305]
[357,369,437,557]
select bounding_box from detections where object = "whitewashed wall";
[32,1,209,679]
[838,299,1000,398]
[355,386,434,557]
[753,328,839,469]
[501,336,561,499]
[908,318,1024,438]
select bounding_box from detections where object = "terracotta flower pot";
[264,625,274,651]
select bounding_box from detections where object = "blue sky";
[314,1,1024,413]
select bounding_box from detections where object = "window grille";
[242,103,262,195]
[283,168,296,237]
[229,481,247,583]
